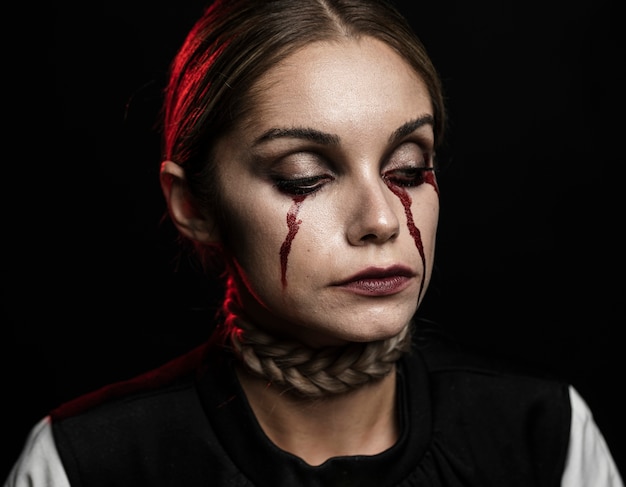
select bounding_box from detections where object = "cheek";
[280,203,341,278]
[421,205,439,262]
[220,197,287,278]
[418,193,439,243]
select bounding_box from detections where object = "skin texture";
[213,37,438,347]
[161,35,439,465]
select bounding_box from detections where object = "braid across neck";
[219,278,413,398]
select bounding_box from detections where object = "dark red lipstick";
[335,265,415,296]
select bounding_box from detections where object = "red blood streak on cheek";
[424,170,439,198]
[279,195,305,287]
[385,174,438,301]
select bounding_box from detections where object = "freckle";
[279,195,305,287]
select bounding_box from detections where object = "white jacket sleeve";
[4,416,70,487]
[561,386,624,487]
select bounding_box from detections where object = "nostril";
[359,229,398,243]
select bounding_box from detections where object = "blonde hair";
[221,280,413,397]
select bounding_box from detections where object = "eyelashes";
[274,175,335,196]
[273,167,433,196]
[383,167,434,188]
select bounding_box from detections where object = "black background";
[4,0,624,479]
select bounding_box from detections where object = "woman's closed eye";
[274,174,335,196]
[383,166,434,188]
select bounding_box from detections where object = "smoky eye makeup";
[382,142,434,188]
[261,151,335,196]
[383,166,434,188]
[273,174,335,196]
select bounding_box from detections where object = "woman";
[6,0,623,485]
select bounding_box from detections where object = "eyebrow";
[253,114,434,147]
[254,127,340,146]
[389,115,434,144]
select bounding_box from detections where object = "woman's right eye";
[273,175,334,196]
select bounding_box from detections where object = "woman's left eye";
[273,175,334,196]
[384,167,433,187]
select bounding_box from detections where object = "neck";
[236,364,399,466]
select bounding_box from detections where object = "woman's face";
[213,37,438,347]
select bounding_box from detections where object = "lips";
[335,265,415,296]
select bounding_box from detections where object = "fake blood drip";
[385,171,439,302]
[278,172,438,290]
[279,195,305,287]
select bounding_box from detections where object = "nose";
[346,177,401,245]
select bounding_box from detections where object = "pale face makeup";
[213,36,439,347]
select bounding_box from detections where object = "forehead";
[243,36,432,137]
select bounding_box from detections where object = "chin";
[338,317,413,344]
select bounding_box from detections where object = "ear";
[159,160,220,244]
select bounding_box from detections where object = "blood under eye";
[384,167,434,187]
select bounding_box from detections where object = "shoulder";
[50,342,213,460]
[48,342,232,485]
[562,386,625,487]
[51,342,209,422]
[4,417,70,487]
[5,345,211,487]
[411,319,572,483]
[411,318,571,420]
[414,322,572,424]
